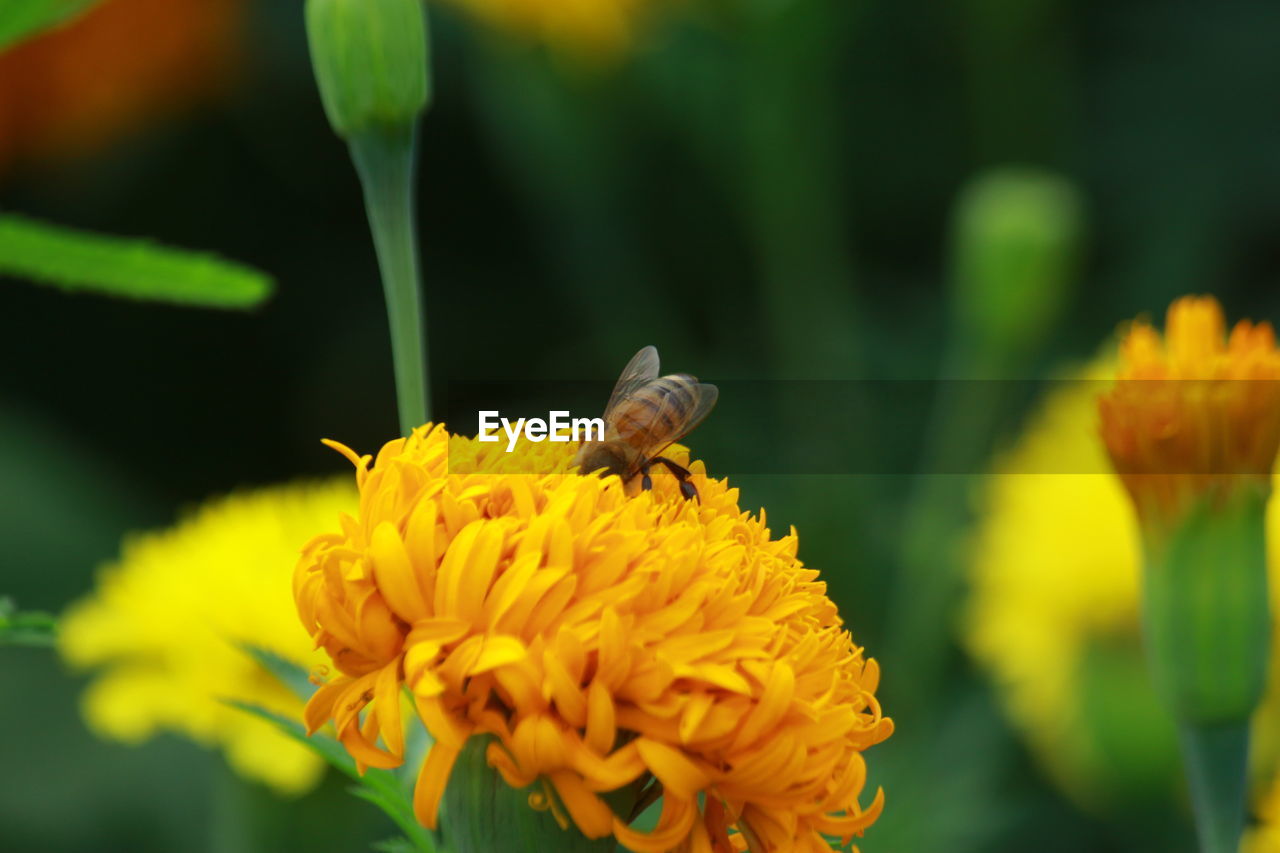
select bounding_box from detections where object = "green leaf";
[0,214,274,309]
[371,838,419,853]
[229,701,438,853]
[0,596,57,647]
[0,0,99,52]
[228,700,357,776]
[441,736,617,853]
[238,644,319,703]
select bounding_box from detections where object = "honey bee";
[574,345,719,500]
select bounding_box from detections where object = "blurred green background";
[5,0,1280,850]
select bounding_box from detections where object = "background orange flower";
[0,0,245,171]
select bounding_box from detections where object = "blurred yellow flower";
[0,0,245,172]
[60,480,357,795]
[965,356,1280,843]
[296,424,892,852]
[439,0,652,54]
[1249,782,1280,853]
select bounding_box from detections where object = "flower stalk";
[1139,487,1270,853]
[1098,297,1280,852]
[305,0,433,434]
[1180,721,1252,853]
[887,168,1082,710]
[349,125,430,435]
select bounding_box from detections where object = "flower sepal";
[439,736,624,853]
[1141,481,1272,726]
[305,0,431,140]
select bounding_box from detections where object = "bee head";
[575,442,630,479]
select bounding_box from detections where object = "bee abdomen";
[616,374,698,442]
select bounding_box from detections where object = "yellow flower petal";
[634,738,711,799]
[413,742,460,829]
[370,521,430,622]
[549,771,615,839]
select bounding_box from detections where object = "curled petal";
[372,658,405,758]
[370,522,429,622]
[339,718,402,771]
[413,742,461,830]
[635,738,712,799]
[613,795,698,853]
[549,771,615,839]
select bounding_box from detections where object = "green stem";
[1179,721,1249,853]
[883,348,1008,714]
[349,125,429,435]
[739,0,862,377]
[210,762,256,853]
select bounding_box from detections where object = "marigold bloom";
[1098,296,1280,530]
[1248,783,1280,853]
[0,0,244,171]
[60,480,355,794]
[295,424,892,852]
[966,358,1280,842]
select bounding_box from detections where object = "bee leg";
[652,456,699,503]
[651,456,691,479]
[640,461,653,491]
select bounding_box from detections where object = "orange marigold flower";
[1098,296,1280,530]
[294,424,892,852]
[0,0,244,171]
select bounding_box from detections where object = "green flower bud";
[440,737,624,853]
[305,0,431,139]
[949,167,1084,366]
[1138,488,1268,853]
[1141,484,1271,725]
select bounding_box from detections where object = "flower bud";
[305,0,431,139]
[1098,297,1280,853]
[1099,298,1278,723]
[1141,485,1271,725]
[950,168,1083,366]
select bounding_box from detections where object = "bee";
[574,345,719,501]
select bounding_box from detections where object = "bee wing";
[632,381,720,462]
[672,383,719,442]
[603,345,661,419]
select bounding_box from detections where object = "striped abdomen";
[609,373,701,453]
